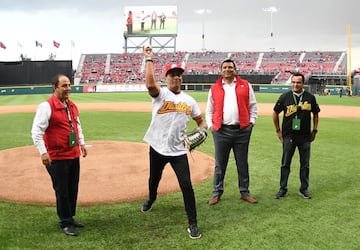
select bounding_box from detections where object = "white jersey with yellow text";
[143,87,201,156]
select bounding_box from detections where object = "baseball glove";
[184,127,208,152]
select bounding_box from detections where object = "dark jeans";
[148,147,197,225]
[46,158,80,228]
[211,125,253,197]
[141,22,145,31]
[279,137,311,192]
[151,20,156,29]
[127,24,133,34]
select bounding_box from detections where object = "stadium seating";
[185,51,228,75]
[79,54,107,84]
[74,50,347,85]
[231,51,259,73]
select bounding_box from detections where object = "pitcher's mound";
[0,141,214,205]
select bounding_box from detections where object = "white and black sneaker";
[298,190,312,199]
[187,224,202,239]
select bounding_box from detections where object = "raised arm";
[143,46,160,97]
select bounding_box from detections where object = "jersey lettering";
[285,102,312,117]
[300,101,312,111]
[285,104,297,117]
[157,101,191,115]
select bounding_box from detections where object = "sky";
[0,0,359,71]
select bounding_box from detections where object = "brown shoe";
[208,196,221,205]
[240,195,257,204]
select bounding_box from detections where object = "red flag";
[36,41,43,48]
[0,41,6,49]
[53,40,60,48]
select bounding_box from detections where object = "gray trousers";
[211,125,253,197]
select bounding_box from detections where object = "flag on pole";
[0,41,6,49]
[36,40,43,48]
[53,40,60,48]
[71,40,75,47]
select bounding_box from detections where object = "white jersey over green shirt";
[143,87,201,156]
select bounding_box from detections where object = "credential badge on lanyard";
[65,102,78,147]
[292,94,302,131]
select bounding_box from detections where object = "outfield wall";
[0,83,356,96]
[0,85,83,95]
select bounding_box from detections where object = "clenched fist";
[143,45,153,58]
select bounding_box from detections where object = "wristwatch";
[313,128,318,133]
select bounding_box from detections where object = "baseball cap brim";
[165,63,184,76]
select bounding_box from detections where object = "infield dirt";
[0,102,357,205]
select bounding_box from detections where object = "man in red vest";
[31,74,88,236]
[205,59,258,205]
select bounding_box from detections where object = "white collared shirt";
[31,100,85,155]
[205,78,258,128]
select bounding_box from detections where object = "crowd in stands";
[78,54,107,83]
[232,51,260,74]
[184,51,228,75]
[75,50,346,85]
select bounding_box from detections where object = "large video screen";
[124,6,178,36]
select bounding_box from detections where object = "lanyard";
[292,93,303,118]
[65,102,74,132]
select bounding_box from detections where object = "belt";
[221,124,240,129]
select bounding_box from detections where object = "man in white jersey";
[141,46,207,240]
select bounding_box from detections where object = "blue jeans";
[280,137,311,192]
[211,125,253,197]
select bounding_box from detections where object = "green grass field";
[0,92,359,249]
[0,91,359,106]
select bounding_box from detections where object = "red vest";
[43,95,81,160]
[211,75,250,130]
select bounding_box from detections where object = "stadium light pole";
[195,9,212,51]
[263,6,279,41]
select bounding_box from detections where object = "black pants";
[46,158,80,228]
[127,24,133,34]
[280,137,311,192]
[141,22,145,31]
[148,147,197,225]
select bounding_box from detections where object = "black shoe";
[71,220,85,228]
[187,224,202,239]
[298,190,312,199]
[141,200,154,213]
[275,190,287,199]
[62,226,78,236]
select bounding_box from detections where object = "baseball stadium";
[1,3,360,250]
